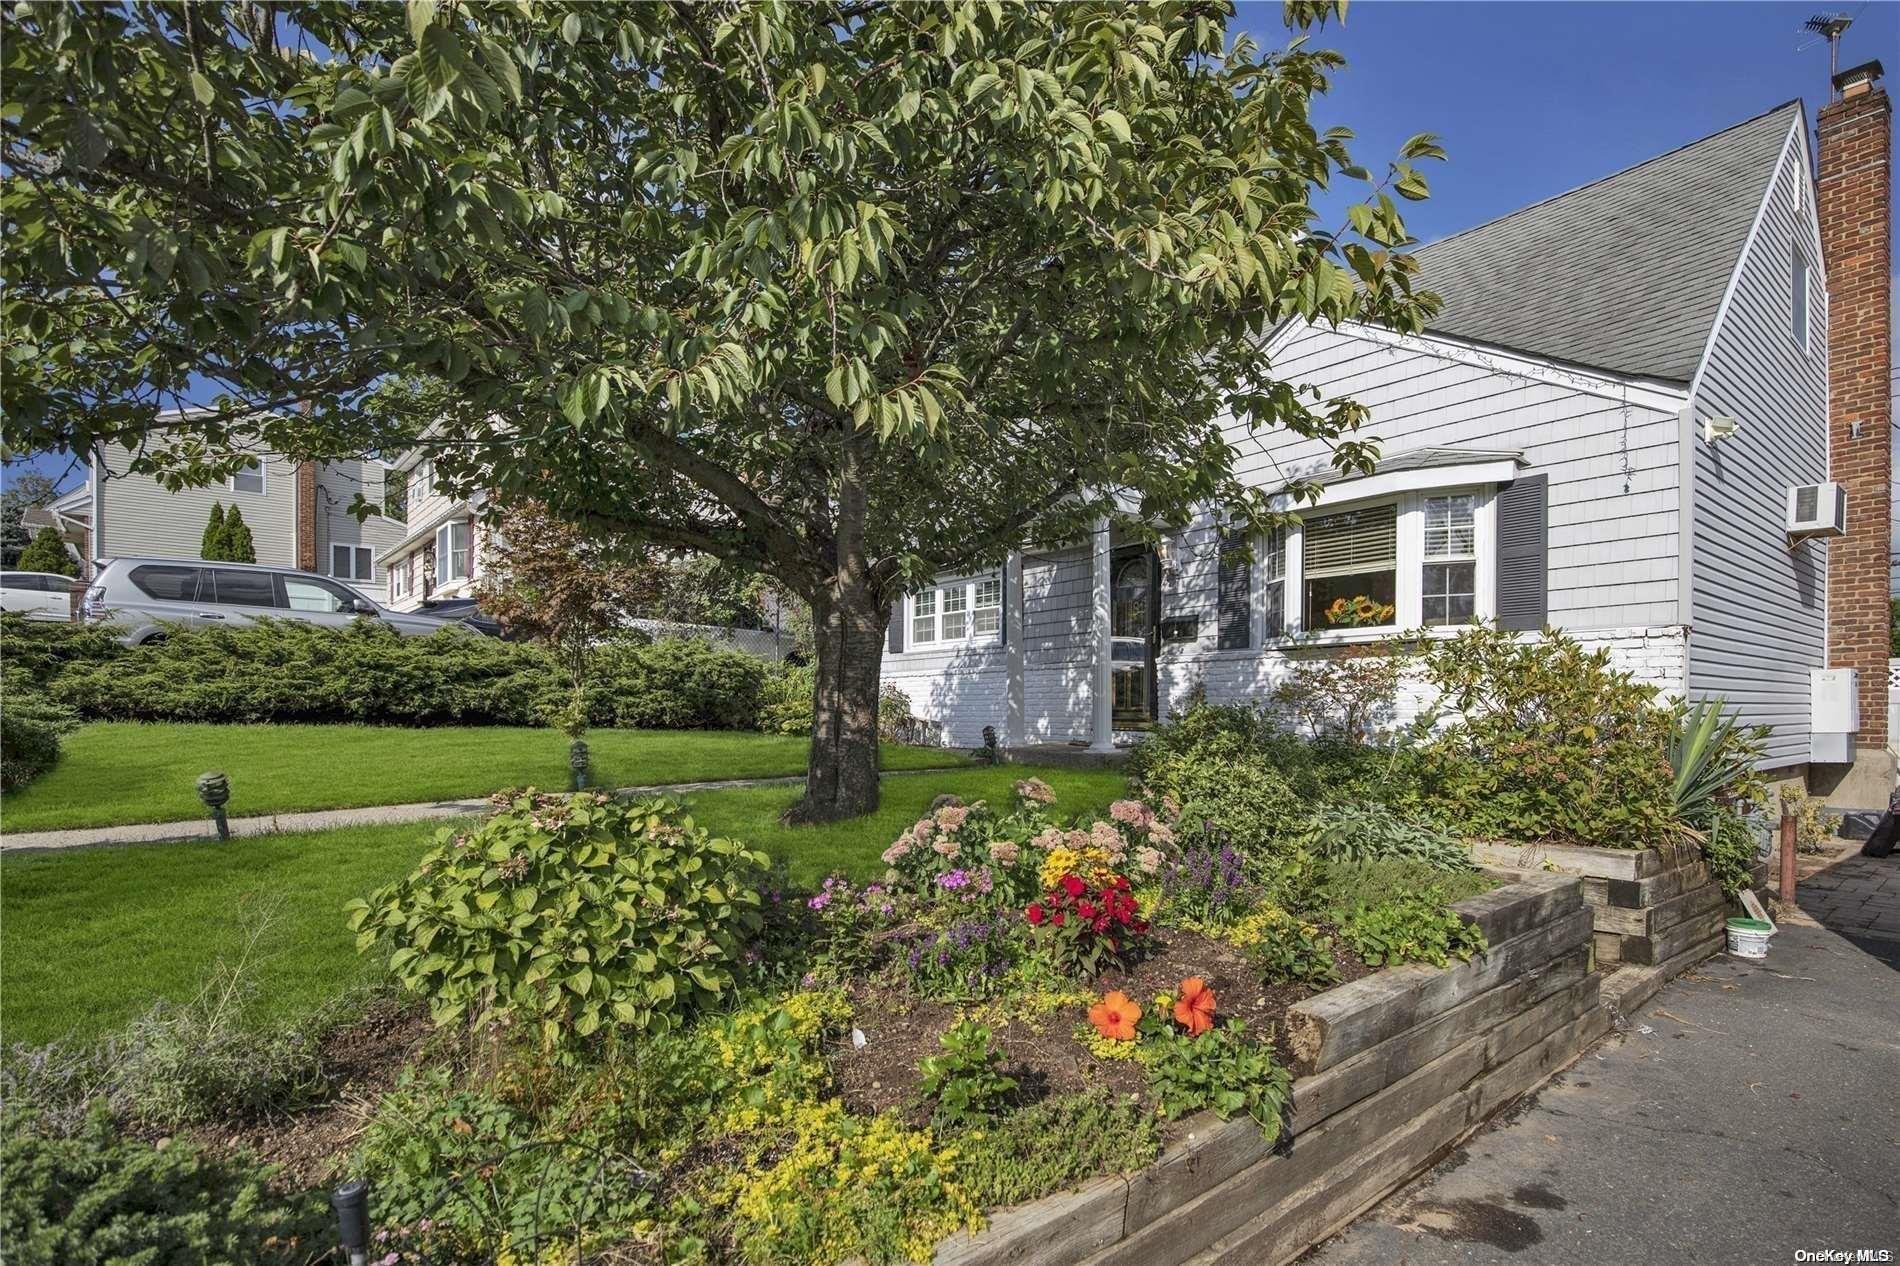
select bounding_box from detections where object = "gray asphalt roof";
[1410,102,1802,384]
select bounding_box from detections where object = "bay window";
[435,520,471,584]
[1302,503,1398,630]
[1421,494,1477,626]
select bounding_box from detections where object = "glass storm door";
[1110,549,1157,724]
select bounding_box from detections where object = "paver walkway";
[1797,848,1900,948]
[0,772,831,853]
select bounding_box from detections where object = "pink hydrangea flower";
[1032,826,1066,849]
[1135,845,1164,875]
[1109,799,1153,828]
[988,840,1021,866]
[1090,820,1125,855]
[934,804,971,831]
[913,817,936,842]
[882,837,914,866]
[932,837,962,858]
[1148,821,1176,846]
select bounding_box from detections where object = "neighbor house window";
[331,544,373,581]
[1302,503,1397,629]
[908,574,1003,645]
[390,556,410,598]
[1421,494,1477,626]
[228,458,264,495]
[435,520,470,584]
[406,459,434,507]
[1792,249,1810,352]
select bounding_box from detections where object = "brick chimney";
[1820,60,1892,777]
[295,460,319,571]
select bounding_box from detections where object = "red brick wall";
[295,460,318,572]
[1819,73,1892,747]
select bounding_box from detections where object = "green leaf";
[1098,108,1131,144]
[189,71,215,107]
[561,12,582,45]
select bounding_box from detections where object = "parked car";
[80,557,481,645]
[0,570,80,621]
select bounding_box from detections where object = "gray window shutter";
[887,600,903,653]
[1496,474,1548,632]
[1217,527,1251,651]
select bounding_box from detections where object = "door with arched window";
[1110,547,1158,724]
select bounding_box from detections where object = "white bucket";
[1726,917,1773,959]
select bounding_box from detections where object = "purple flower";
[937,868,971,891]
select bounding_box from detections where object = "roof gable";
[1410,103,1803,383]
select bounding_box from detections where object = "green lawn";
[0,723,973,833]
[0,765,1125,1046]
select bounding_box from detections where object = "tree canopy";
[2,0,1441,816]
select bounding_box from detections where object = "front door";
[1110,547,1158,725]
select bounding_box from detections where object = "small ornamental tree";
[221,507,256,563]
[15,526,75,576]
[200,503,227,559]
[476,500,662,776]
[3,2,1443,820]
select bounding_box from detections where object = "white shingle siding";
[1250,325,1684,628]
[1684,121,1829,768]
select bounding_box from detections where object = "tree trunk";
[789,582,887,822]
[788,429,885,823]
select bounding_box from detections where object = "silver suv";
[81,557,478,645]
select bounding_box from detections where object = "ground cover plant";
[0,723,971,833]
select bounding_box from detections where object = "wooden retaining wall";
[923,875,1602,1266]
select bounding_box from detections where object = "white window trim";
[904,573,1004,650]
[330,543,374,581]
[1265,484,1497,647]
[390,554,411,598]
[1791,248,1812,357]
[435,521,471,585]
[227,458,266,496]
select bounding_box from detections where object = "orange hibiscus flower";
[1088,990,1142,1042]
[1173,977,1216,1036]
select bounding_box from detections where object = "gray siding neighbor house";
[884,99,1876,785]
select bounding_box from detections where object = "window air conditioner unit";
[1785,482,1846,540]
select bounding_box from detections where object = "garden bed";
[921,875,1599,1266]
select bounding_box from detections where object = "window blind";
[1302,504,1398,579]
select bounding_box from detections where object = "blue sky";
[7,1,1893,499]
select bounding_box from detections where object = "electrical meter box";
[1811,668,1859,763]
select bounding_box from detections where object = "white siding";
[1685,122,1829,768]
[1239,326,1685,629]
[881,568,1011,746]
[315,460,405,600]
[1022,548,1096,743]
[96,446,298,566]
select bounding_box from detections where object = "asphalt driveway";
[1302,895,1900,1265]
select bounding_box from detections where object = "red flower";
[1061,874,1086,898]
[1026,903,1046,926]
[1077,900,1097,919]
[1052,910,1066,926]
[1092,916,1109,933]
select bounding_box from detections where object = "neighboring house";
[378,448,488,613]
[43,423,405,599]
[884,74,1893,803]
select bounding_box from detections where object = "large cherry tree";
[3,0,1440,819]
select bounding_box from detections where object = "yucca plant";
[1667,697,1769,830]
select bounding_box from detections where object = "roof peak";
[1416,100,1803,258]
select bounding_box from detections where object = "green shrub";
[52,618,554,725]
[1315,859,1497,915]
[1294,801,1473,872]
[1335,892,1487,969]
[758,660,816,735]
[1222,905,1339,989]
[1,1105,329,1265]
[952,1089,1159,1209]
[1702,805,1761,899]
[0,667,76,790]
[349,793,768,1049]
[1668,697,1769,830]
[1131,698,1410,813]
[1413,624,1676,849]
[916,1020,1017,1128]
[0,613,125,687]
[14,526,76,576]
[1142,1023,1292,1136]
[590,635,766,730]
[1137,747,1305,855]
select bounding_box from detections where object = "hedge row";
[1,615,775,731]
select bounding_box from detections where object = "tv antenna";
[1802,12,1855,94]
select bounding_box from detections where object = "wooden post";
[1779,811,1797,904]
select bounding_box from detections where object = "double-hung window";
[435,520,471,584]
[1302,504,1398,629]
[228,458,265,495]
[1261,527,1287,639]
[330,544,374,582]
[908,574,1003,646]
[407,459,434,508]
[390,556,411,598]
[1421,494,1477,626]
